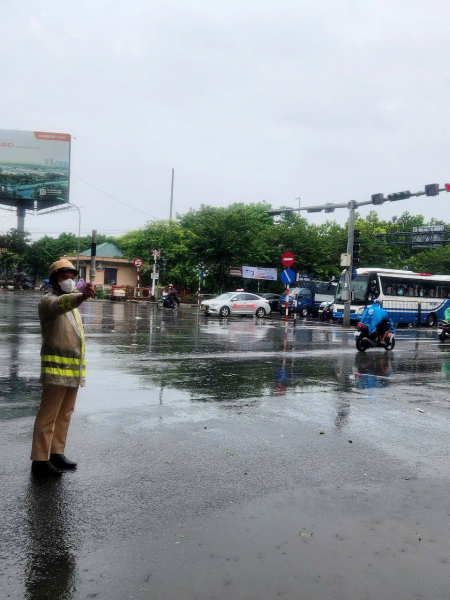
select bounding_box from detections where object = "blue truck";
[278,280,337,317]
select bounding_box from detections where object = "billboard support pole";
[17,204,25,234]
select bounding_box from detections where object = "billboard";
[412,226,445,249]
[242,266,277,280]
[0,129,71,211]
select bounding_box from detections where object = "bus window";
[367,277,379,302]
[380,277,395,296]
[423,283,437,297]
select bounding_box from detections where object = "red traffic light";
[445,183,450,191]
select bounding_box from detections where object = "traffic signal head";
[371,193,385,205]
[424,183,439,196]
[387,190,411,201]
[157,257,167,271]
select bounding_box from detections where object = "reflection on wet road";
[1,294,450,599]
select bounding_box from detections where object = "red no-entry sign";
[133,257,143,268]
[281,251,295,267]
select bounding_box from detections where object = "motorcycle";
[157,295,179,311]
[437,320,450,343]
[319,300,333,322]
[355,322,395,352]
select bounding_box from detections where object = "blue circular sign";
[280,268,296,285]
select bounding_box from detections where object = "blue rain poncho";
[360,302,395,335]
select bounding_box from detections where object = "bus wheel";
[427,313,437,327]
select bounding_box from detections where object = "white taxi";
[200,292,271,318]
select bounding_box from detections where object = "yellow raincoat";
[39,290,85,387]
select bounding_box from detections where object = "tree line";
[1,202,449,292]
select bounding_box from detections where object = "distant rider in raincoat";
[359,300,395,346]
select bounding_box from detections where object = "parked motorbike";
[319,300,333,322]
[437,320,450,343]
[355,322,395,352]
[157,296,179,311]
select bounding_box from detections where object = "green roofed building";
[62,242,136,287]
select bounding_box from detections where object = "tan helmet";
[48,259,78,279]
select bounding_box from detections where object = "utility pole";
[89,229,97,285]
[169,168,174,220]
[150,249,160,300]
[343,201,356,328]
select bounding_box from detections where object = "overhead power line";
[70,171,158,219]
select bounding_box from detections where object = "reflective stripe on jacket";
[39,291,86,387]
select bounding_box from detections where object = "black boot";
[50,454,77,470]
[31,460,63,477]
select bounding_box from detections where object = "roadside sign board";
[280,268,296,285]
[281,251,295,267]
[150,272,159,279]
[133,258,143,268]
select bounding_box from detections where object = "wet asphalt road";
[1,293,450,600]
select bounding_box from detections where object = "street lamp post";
[68,202,82,277]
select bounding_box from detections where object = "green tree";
[178,203,274,292]
[0,229,31,277]
[117,220,193,288]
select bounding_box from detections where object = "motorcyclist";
[444,306,450,322]
[167,284,179,308]
[359,299,395,347]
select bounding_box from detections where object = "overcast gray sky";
[1,0,449,240]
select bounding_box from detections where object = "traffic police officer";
[30,260,95,477]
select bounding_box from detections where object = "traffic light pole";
[267,182,450,328]
[343,201,356,328]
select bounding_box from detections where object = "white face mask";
[59,279,76,293]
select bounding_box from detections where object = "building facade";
[63,242,136,287]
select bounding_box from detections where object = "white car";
[201,292,271,318]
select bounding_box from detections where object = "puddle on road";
[1,295,449,421]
